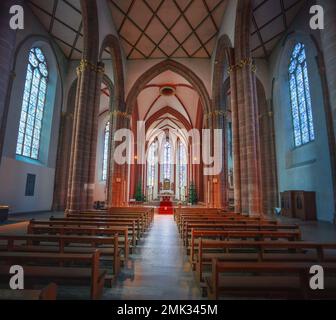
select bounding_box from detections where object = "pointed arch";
[99,34,125,112]
[126,59,211,115]
[212,35,234,111]
[145,106,192,132]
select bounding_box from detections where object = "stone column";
[212,110,227,209]
[107,111,130,208]
[0,0,18,164]
[87,62,105,207]
[229,63,241,213]
[53,112,74,211]
[318,0,336,138]
[66,60,104,214]
[235,64,248,214]
[257,82,278,215]
[234,0,262,216]
[317,0,336,221]
[243,63,261,215]
[204,114,215,207]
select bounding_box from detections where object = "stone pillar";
[229,63,241,213]
[204,114,215,207]
[66,60,104,214]
[0,0,18,164]
[234,0,262,216]
[235,64,248,214]
[211,110,227,209]
[53,81,77,211]
[318,0,336,138]
[53,112,74,211]
[87,63,105,207]
[243,63,261,215]
[107,111,130,208]
[317,0,336,221]
[257,82,278,215]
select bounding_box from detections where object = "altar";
[159,192,175,202]
[158,180,174,214]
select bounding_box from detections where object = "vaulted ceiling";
[28,0,306,61]
[137,70,201,142]
[251,0,305,58]
[108,0,228,59]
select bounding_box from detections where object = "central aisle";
[104,214,202,300]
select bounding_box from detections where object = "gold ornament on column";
[110,110,131,119]
[76,59,105,74]
[228,58,257,74]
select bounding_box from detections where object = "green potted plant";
[135,181,146,203]
[189,182,198,205]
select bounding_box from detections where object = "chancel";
[0,0,336,301]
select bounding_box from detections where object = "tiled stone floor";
[1,211,336,299]
[103,214,202,300]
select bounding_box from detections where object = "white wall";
[0,5,66,214]
[269,1,334,222]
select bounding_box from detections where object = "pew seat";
[0,250,106,299]
[205,260,336,299]
[0,283,57,300]
[0,233,122,277]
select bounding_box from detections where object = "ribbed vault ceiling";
[27,0,306,61]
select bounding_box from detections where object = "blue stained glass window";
[147,142,156,187]
[288,43,315,147]
[16,48,48,159]
[178,142,187,188]
[102,121,110,181]
[163,141,171,180]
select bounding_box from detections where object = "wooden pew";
[51,216,142,241]
[181,218,280,240]
[190,229,302,263]
[185,222,300,248]
[174,208,224,223]
[28,219,134,253]
[27,223,130,260]
[206,259,336,299]
[80,211,150,231]
[0,250,106,300]
[196,240,336,283]
[0,283,57,300]
[0,233,121,277]
[108,207,154,225]
[176,212,272,229]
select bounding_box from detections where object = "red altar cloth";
[158,196,173,215]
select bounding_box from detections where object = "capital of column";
[204,109,227,120]
[110,110,131,119]
[228,58,257,74]
[76,59,105,75]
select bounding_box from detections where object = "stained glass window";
[288,43,315,147]
[147,142,156,187]
[179,142,187,188]
[102,121,110,181]
[163,141,171,180]
[16,47,48,159]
